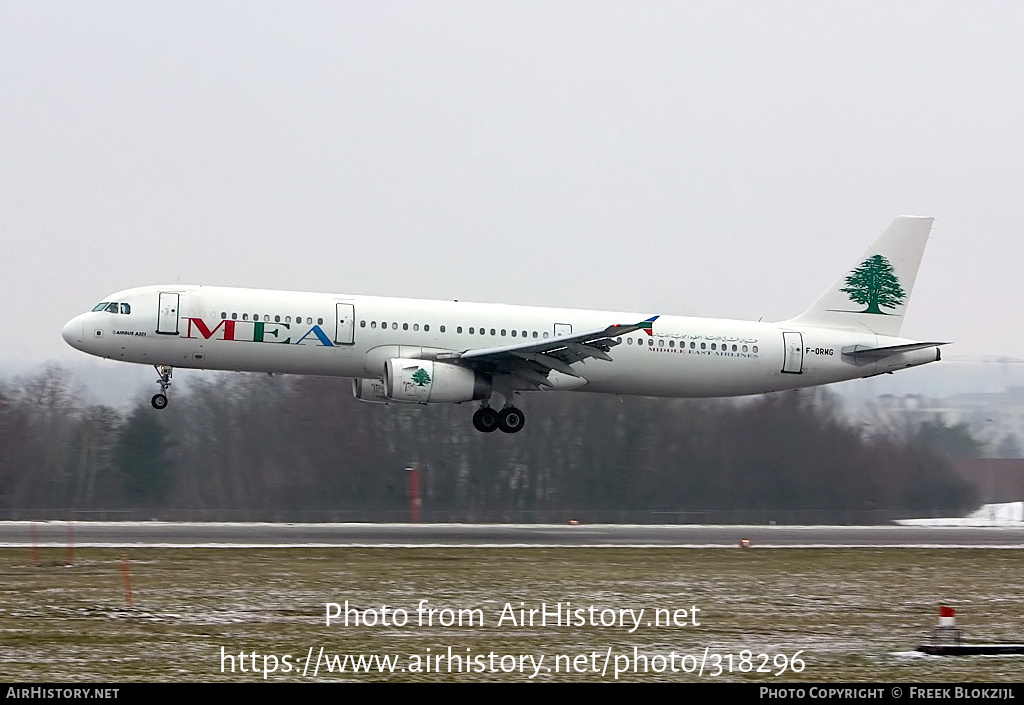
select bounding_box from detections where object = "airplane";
[61,216,946,434]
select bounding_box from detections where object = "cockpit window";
[120,303,131,314]
[92,302,109,312]
[105,303,120,313]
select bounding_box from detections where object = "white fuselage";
[61,284,937,399]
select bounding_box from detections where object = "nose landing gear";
[151,365,173,409]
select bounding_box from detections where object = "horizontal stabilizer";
[841,342,949,360]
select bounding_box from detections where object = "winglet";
[612,315,659,335]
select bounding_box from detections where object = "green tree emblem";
[840,254,906,314]
[411,368,431,386]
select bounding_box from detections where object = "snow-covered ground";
[896,501,1024,526]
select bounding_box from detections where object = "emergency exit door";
[782,332,804,374]
[335,303,355,345]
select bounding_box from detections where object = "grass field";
[1,547,1021,682]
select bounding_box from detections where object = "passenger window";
[424,324,430,332]
[543,332,549,339]
[648,339,653,346]
[457,326,463,333]
[392,322,397,330]
[403,323,409,331]
[371,321,377,329]
[669,340,674,348]
[490,328,495,335]
[522,331,527,338]
[742,345,748,352]
[276,315,282,323]
[307,317,313,325]
[627,338,632,345]
[700,343,706,349]
[232,313,238,320]
[469,327,475,334]
[120,303,131,314]
[317,317,323,325]
[222,312,227,320]
[242,314,249,321]
[532,332,538,338]
[501,329,506,336]
[753,345,758,353]
[413,324,419,331]
[285,316,291,323]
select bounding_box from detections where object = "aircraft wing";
[440,315,659,389]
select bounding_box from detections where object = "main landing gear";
[472,403,526,434]
[151,365,172,410]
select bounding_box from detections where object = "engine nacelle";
[352,378,389,403]
[384,359,491,403]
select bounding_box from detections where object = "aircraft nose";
[62,316,84,349]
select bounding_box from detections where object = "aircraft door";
[781,332,804,374]
[156,292,180,335]
[554,323,572,337]
[335,303,355,345]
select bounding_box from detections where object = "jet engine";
[384,359,491,403]
[352,378,389,403]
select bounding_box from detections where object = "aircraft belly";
[580,353,775,398]
[201,341,355,376]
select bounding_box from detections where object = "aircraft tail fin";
[784,216,934,337]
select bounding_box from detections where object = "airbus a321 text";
[62,217,945,434]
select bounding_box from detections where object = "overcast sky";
[3,2,1023,376]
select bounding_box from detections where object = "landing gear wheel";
[472,407,499,433]
[497,406,526,434]
[152,364,173,410]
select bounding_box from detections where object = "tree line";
[0,364,979,520]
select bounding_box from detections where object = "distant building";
[849,387,1024,459]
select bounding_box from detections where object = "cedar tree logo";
[411,368,431,386]
[839,254,906,315]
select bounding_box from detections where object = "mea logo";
[838,254,906,315]
[182,318,335,346]
[411,368,431,386]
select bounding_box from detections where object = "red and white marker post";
[932,605,962,644]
